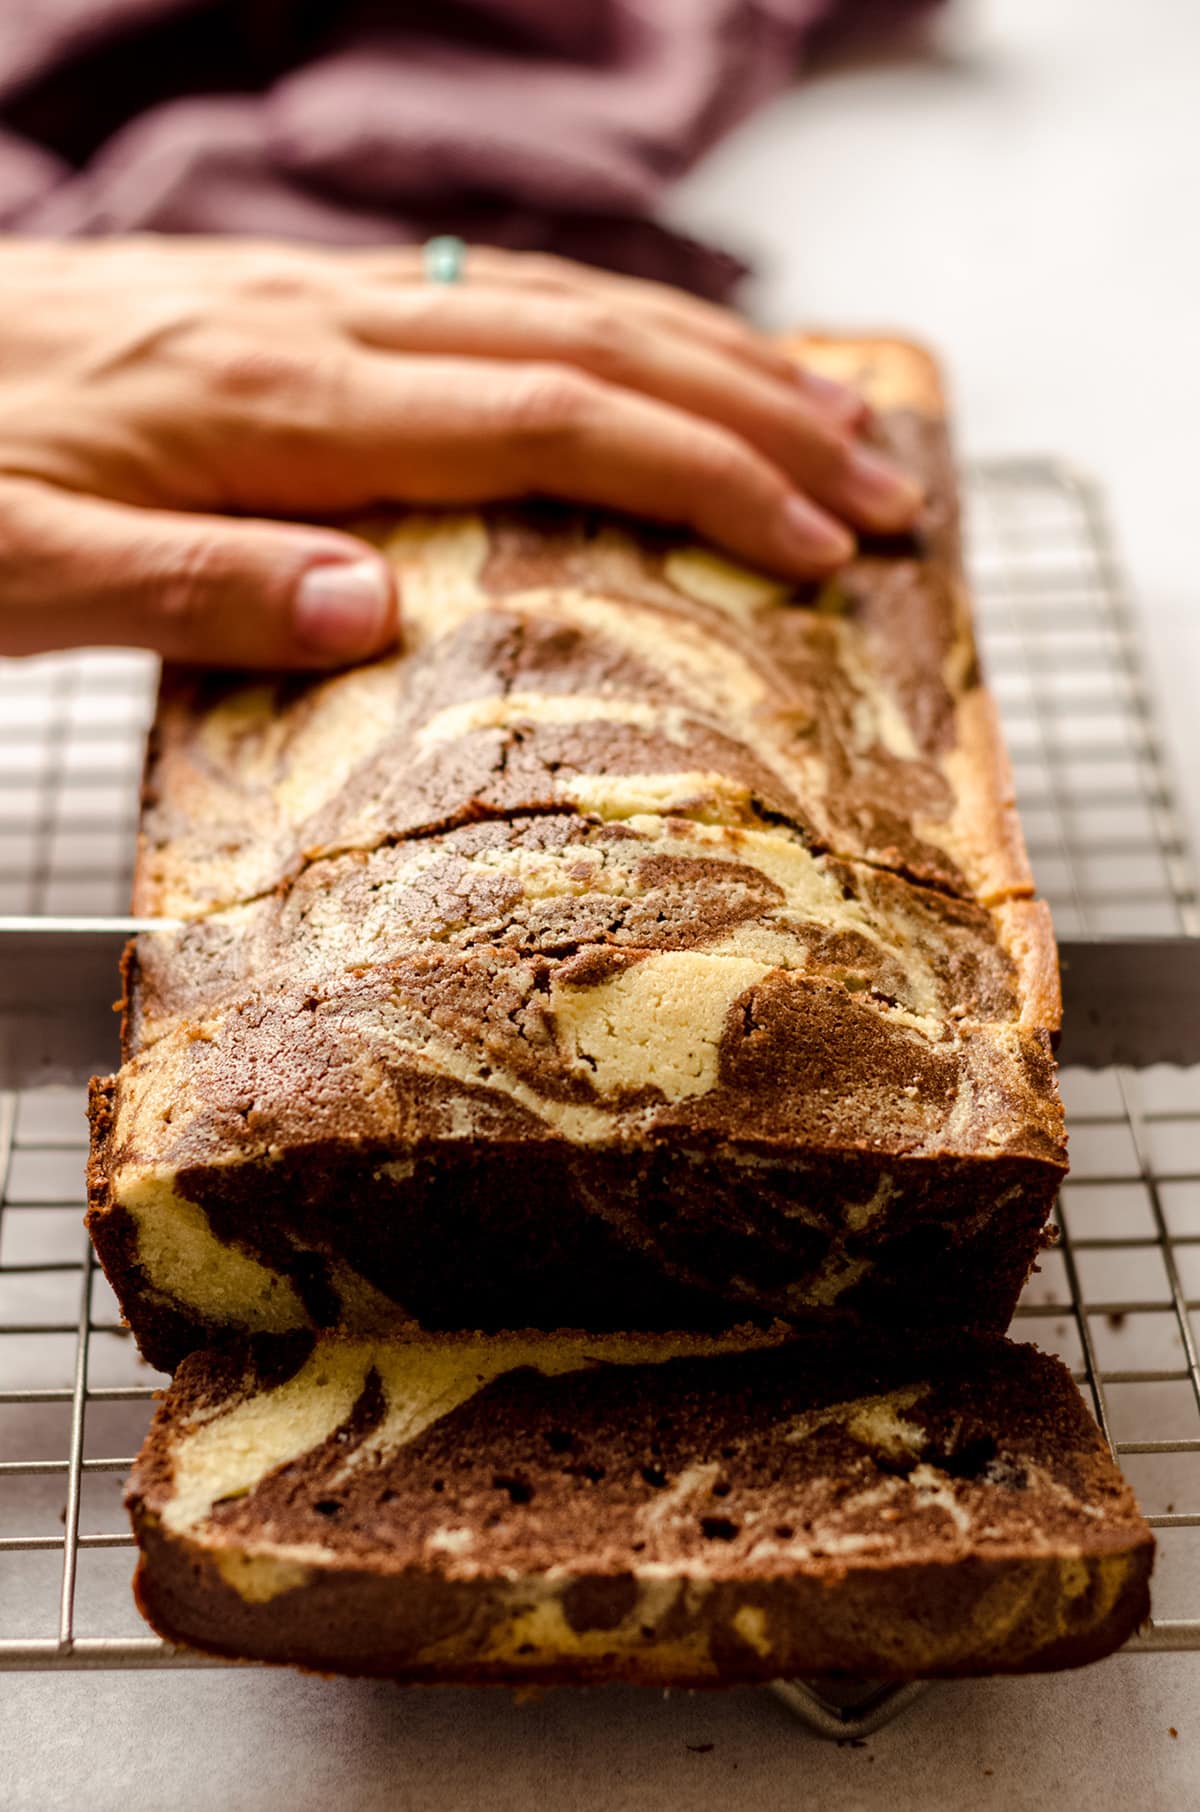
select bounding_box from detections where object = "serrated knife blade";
[0,919,171,1090]
[0,922,1196,1090]
[1056,935,1200,1070]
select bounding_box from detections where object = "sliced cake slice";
[89,948,1064,1372]
[127,1330,1152,1684]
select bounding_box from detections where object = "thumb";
[0,479,398,667]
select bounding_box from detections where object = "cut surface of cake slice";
[127,1330,1152,1684]
[90,949,1063,1371]
[88,338,1066,1369]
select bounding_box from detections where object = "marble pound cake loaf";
[127,1331,1151,1683]
[88,338,1067,1372]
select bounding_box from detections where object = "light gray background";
[673,0,1200,867]
[4,0,1198,1804]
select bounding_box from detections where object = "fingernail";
[841,445,924,529]
[293,558,394,657]
[795,367,860,413]
[780,494,855,568]
[796,368,873,432]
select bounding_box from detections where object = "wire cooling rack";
[0,461,1198,1741]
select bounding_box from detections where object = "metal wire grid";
[0,462,1198,1717]
[966,461,1200,1668]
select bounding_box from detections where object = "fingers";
[342,286,918,534]
[0,479,398,667]
[465,248,806,382]
[270,354,855,576]
[349,242,877,435]
[352,243,848,403]
[181,235,826,420]
[491,373,855,574]
[792,364,874,432]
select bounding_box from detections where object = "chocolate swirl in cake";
[87,338,1066,1371]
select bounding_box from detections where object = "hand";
[0,238,921,668]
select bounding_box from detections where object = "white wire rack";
[0,461,1198,1740]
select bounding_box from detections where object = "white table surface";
[5,1,1199,1804]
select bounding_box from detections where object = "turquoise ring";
[423,235,467,285]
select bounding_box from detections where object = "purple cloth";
[0,1,935,299]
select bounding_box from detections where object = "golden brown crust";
[791,335,1039,911]
[994,898,1063,1039]
[787,332,947,414]
[940,683,1037,905]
